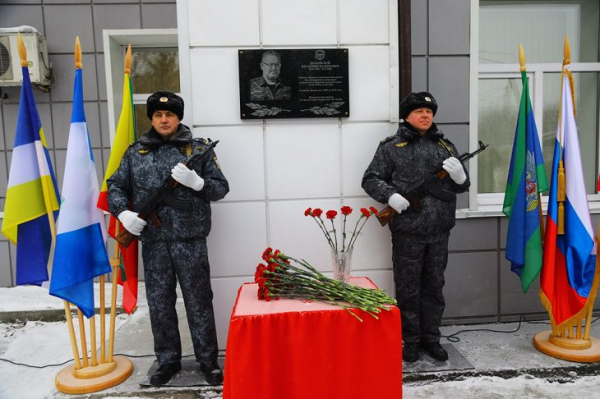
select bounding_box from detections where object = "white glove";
[388,193,410,214]
[171,163,205,191]
[442,157,467,184]
[118,210,147,236]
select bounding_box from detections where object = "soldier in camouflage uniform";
[107,91,229,386]
[362,92,470,363]
[249,50,291,101]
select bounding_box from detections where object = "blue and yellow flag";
[1,67,60,286]
[503,69,548,293]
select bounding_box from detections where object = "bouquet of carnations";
[254,247,396,321]
[304,205,379,282]
[304,206,379,253]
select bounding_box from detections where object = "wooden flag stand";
[533,254,600,363]
[532,37,600,363]
[23,36,134,394]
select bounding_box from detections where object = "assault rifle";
[376,141,488,227]
[115,139,219,248]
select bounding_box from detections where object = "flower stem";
[347,216,369,250]
[329,218,338,252]
[314,216,336,251]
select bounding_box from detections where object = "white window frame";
[102,29,178,144]
[468,0,600,217]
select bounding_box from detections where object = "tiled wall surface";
[183,0,400,345]
[0,0,178,281]
[2,0,594,351]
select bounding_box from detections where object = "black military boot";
[420,342,448,361]
[150,362,181,386]
[402,343,419,362]
[200,361,224,385]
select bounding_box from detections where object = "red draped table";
[223,277,403,399]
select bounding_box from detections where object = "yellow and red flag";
[97,45,138,314]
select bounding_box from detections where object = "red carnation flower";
[341,206,353,216]
[312,208,323,218]
[304,207,312,216]
[360,208,371,218]
[262,247,273,262]
[369,206,378,215]
[326,210,337,219]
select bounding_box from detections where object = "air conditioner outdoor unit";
[0,26,52,91]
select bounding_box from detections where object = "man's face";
[151,110,180,140]
[405,107,434,135]
[260,54,281,84]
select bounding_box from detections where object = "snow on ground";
[0,317,128,399]
[0,284,123,312]
[2,285,600,398]
[2,318,600,398]
[403,375,600,398]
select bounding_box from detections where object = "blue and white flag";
[50,68,111,318]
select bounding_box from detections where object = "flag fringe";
[539,257,600,337]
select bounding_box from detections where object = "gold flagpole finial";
[17,33,28,67]
[124,44,132,75]
[75,36,82,69]
[519,44,526,72]
[563,35,571,66]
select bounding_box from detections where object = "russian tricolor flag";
[49,67,111,318]
[541,65,597,328]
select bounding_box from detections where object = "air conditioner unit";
[0,26,52,91]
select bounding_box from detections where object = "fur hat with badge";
[400,92,437,120]
[146,91,184,121]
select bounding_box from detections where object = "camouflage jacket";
[362,122,470,237]
[249,76,291,101]
[107,124,229,242]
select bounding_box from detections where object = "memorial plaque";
[238,49,349,119]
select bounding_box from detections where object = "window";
[103,29,179,140]
[131,47,180,137]
[475,0,600,209]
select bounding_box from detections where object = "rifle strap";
[438,139,455,157]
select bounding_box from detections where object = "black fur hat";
[400,92,437,120]
[146,91,184,120]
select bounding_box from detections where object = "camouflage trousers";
[142,238,219,366]
[391,233,449,344]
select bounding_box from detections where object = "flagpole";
[107,44,133,363]
[108,223,121,363]
[54,37,133,394]
[520,44,546,240]
[100,275,106,363]
[533,35,600,363]
[17,32,85,370]
[556,37,570,235]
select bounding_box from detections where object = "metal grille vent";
[0,39,13,80]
